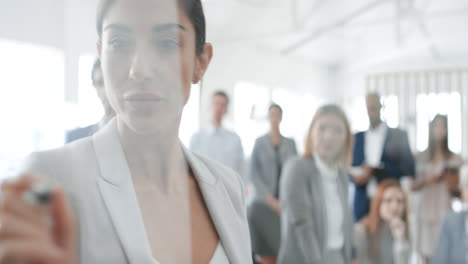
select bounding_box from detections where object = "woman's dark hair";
[427,114,451,160]
[91,58,101,86]
[212,90,229,104]
[269,103,282,114]
[96,0,206,55]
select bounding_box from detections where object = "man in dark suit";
[65,59,115,143]
[351,93,415,221]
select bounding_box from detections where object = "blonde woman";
[278,104,353,264]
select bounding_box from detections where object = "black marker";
[23,183,52,206]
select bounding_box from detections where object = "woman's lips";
[123,93,163,113]
[124,93,162,102]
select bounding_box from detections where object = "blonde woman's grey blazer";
[18,120,252,264]
[278,156,353,264]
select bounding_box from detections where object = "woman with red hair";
[354,179,411,264]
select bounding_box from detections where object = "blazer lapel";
[381,127,392,162]
[337,171,352,260]
[278,136,290,163]
[184,147,248,263]
[262,135,276,161]
[306,159,327,253]
[93,120,157,264]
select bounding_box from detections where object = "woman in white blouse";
[278,104,354,264]
[0,0,251,263]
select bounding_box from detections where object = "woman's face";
[99,0,211,134]
[312,114,347,163]
[379,187,405,222]
[268,107,282,128]
[432,117,447,143]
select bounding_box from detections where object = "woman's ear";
[192,43,213,84]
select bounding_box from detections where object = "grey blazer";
[249,134,297,199]
[278,157,353,264]
[18,120,252,264]
[354,222,411,264]
[431,212,467,264]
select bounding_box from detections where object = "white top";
[134,176,231,264]
[314,155,344,250]
[365,122,387,167]
[190,124,244,176]
[209,243,230,264]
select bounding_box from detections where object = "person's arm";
[0,173,77,264]
[430,215,452,264]
[353,223,371,264]
[188,132,200,152]
[279,159,322,263]
[234,135,245,178]
[411,172,440,191]
[290,139,298,156]
[398,130,416,178]
[411,153,442,191]
[352,165,374,186]
[411,178,426,191]
[249,140,270,199]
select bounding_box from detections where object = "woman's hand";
[389,218,406,242]
[265,195,281,215]
[0,174,77,264]
[424,173,441,185]
[352,165,374,185]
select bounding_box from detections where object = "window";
[234,82,271,157]
[346,95,399,133]
[74,54,104,128]
[0,39,64,179]
[382,95,399,129]
[272,88,320,154]
[233,82,321,156]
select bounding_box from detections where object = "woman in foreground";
[0,0,252,263]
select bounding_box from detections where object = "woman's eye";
[109,38,131,50]
[156,39,180,50]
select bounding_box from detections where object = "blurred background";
[1,0,467,172]
[1,1,468,263]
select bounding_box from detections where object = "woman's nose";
[128,47,155,82]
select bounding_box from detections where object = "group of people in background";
[180,89,466,264]
[67,56,467,264]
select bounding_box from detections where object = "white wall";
[0,0,98,103]
[0,0,65,49]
